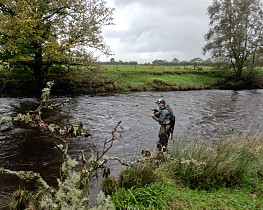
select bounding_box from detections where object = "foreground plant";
[108,136,263,209]
[0,81,122,209]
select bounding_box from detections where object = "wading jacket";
[152,104,173,126]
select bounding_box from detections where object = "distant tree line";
[100,57,215,66]
[100,58,138,65]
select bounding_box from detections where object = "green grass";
[111,181,263,209]
[102,64,211,72]
[101,64,214,76]
[98,65,222,92]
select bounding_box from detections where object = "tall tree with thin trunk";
[203,0,263,79]
[0,0,114,88]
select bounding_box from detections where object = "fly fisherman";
[150,99,174,152]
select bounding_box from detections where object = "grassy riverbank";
[103,135,263,209]
[0,64,225,95]
[57,64,263,93]
[1,64,262,95]
[98,65,223,92]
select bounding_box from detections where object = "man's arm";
[152,110,168,123]
[150,108,159,112]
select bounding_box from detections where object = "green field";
[97,64,222,92]
[1,63,262,95]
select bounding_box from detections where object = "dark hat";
[156,98,165,104]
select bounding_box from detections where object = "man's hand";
[150,108,154,111]
[150,113,155,117]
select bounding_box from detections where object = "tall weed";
[163,135,263,190]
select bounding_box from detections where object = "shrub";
[102,177,118,196]
[118,164,158,189]
[244,69,263,88]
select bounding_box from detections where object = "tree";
[0,0,114,87]
[128,61,137,65]
[152,59,168,66]
[171,58,180,64]
[203,0,263,78]
[110,58,115,63]
[190,58,204,63]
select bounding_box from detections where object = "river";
[1,89,263,208]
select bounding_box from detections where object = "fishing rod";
[131,96,153,110]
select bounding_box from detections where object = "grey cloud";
[113,0,211,17]
[102,0,213,62]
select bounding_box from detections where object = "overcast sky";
[99,0,213,63]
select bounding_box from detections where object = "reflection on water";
[1,89,263,207]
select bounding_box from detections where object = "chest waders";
[158,107,174,152]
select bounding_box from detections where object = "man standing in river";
[150,99,174,152]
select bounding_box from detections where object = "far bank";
[0,64,262,96]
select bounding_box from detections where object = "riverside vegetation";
[104,135,263,209]
[1,64,263,95]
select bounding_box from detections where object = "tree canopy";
[190,58,204,63]
[0,0,114,86]
[203,0,263,78]
[171,58,180,64]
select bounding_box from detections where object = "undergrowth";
[106,134,263,209]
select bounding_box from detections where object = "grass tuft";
[162,135,263,190]
[118,164,159,189]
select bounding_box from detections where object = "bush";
[118,164,158,189]
[102,177,118,196]
[244,69,263,88]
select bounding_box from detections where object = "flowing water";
[1,89,263,208]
